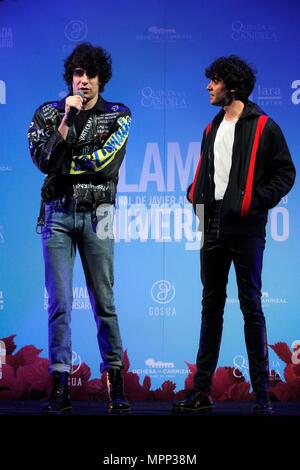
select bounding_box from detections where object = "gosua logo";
[151,280,175,304]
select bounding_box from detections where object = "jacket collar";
[212,100,266,127]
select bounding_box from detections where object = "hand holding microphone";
[64,91,85,127]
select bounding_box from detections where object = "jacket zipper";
[207,148,213,232]
[216,199,224,239]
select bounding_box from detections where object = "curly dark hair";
[64,42,112,93]
[205,55,256,102]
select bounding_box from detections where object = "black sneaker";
[172,390,214,413]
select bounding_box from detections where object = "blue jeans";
[42,198,124,374]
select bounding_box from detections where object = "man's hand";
[64,94,84,117]
[58,95,84,139]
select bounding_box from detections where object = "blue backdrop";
[0,0,299,392]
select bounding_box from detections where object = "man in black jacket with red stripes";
[173,55,295,414]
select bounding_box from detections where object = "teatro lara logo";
[254,83,282,106]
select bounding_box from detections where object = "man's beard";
[214,90,233,107]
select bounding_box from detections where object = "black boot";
[106,369,130,413]
[252,389,273,415]
[41,371,72,414]
[172,389,214,413]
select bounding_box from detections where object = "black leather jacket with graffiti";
[28,95,131,204]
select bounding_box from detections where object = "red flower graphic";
[269,342,300,401]
[1,335,299,402]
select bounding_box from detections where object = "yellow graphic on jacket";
[70,115,131,175]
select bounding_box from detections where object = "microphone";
[65,91,84,127]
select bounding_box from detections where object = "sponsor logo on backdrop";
[0,27,13,48]
[141,86,187,109]
[71,350,82,374]
[254,84,282,106]
[292,341,300,365]
[261,291,288,306]
[0,79,6,104]
[64,20,88,42]
[227,290,288,308]
[149,280,177,317]
[44,287,91,310]
[136,25,192,42]
[151,280,175,304]
[233,355,282,379]
[62,20,88,54]
[133,358,188,379]
[145,358,175,368]
[0,166,12,172]
[0,225,4,244]
[0,340,6,379]
[291,80,300,104]
[0,290,4,311]
[70,350,83,386]
[231,20,277,42]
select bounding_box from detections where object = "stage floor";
[0,401,299,415]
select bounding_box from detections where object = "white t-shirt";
[213,116,238,200]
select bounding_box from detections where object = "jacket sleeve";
[253,121,296,210]
[186,128,207,203]
[28,106,70,174]
[69,110,131,179]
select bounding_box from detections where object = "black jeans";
[194,207,269,393]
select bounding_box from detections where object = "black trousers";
[194,205,269,394]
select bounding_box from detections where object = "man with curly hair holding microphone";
[28,43,131,414]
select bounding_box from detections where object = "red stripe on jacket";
[241,115,268,217]
[188,122,212,203]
